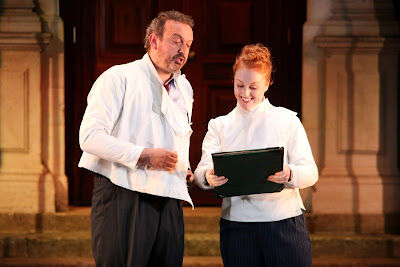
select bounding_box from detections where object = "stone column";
[0,0,64,213]
[35,0,68,211]
[303,0,400,234]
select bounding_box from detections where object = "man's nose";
[179,44,188,55]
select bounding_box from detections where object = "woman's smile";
[234,67,269,111]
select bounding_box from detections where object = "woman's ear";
[264,86,269,96]
[264,82,270,95]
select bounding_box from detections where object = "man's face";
[155,20,193,75]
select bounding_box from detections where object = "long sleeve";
[194,100,318,221]
[79,69,144,171]
[194,119,222,190]
[285,116,318,189]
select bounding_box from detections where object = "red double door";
[61,0,306,206]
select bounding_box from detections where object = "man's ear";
[149,33,158,50]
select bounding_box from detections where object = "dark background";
[60,0,306,206]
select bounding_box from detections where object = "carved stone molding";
[303,0,400,233]
[315,36,400,53]
[0,32,51,50]
[0,0,41,33]
[0,0,57,213]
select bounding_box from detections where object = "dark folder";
[212,147,284,198]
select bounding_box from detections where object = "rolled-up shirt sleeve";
[79,70,144,170]
[285,116,318,189]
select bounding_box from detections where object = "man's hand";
[186,169,194,189]
[138,148,178,172]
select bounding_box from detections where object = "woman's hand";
[267,165,292,184]
[205,169,228,187]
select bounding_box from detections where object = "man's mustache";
[173,53,186,61]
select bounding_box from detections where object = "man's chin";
[169,64,183,72]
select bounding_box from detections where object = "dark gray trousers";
[91,174,184,267]
[220,214,312,267]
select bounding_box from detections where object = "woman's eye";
[250,86,258,90]
[237,84,244,88]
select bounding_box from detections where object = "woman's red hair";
[233,43,273,85]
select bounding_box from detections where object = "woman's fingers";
[267,165,292,184]
[205,169,228,187]
[211,175,228,187]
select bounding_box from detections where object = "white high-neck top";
[194,99,318,222]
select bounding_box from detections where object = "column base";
[311,175,400,234]
[0,173,55,213]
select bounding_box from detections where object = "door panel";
[61,0,306,206]
[61,0,97,205]
[95,0,158,77]
[183,0,269,205]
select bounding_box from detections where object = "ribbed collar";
[236,97,272,115]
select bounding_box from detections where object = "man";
[78,10,195,266]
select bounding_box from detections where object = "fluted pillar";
[36,0,68,211]
[303,0,400,233]
[0,0,66,213]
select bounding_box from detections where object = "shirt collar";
[165,76,174,86]
[236,97,271,115]
[143,53,181,85]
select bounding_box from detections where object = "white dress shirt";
[78,54,194,206]
[166,78,188,117]
[194,99,318,222]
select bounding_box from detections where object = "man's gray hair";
[144,10,194,51]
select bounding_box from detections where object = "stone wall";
[303,0,400,234]
[0,0,67,213]
[0,0,399,236]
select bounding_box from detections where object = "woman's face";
[234,67,269,111]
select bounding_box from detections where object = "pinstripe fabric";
[220,214,311,267]
[91,174,184,267]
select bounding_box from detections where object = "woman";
[194,44,318,267]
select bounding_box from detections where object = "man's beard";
[158,47,186,74]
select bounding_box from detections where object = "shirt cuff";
[196,169,213,190]
[285,164,296,188]
[125,145,145,170]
